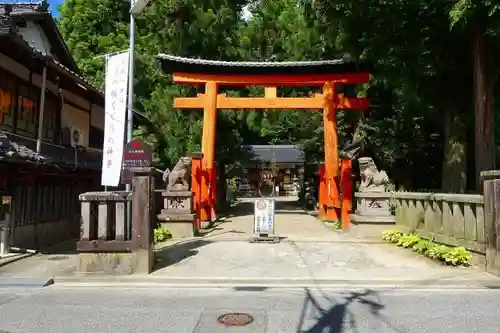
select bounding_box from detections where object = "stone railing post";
[482,170,500,276]
[131,167,155,274]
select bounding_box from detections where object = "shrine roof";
[157,54,369,75]
[244,145,305,164]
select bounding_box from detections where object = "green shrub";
[441,247,472,266]
[397,234,421,248]
[412,239,431,254]
[154,226,172,244]
[381,229,403,243]
[380,229,472,266]
[332,220,342,230]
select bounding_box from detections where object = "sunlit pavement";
[0,286,499,333]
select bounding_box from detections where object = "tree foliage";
[57,0,500,191]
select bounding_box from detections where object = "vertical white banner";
[101,51,130,187]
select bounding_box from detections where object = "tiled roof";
[0,2,47,15]
[0,17,103,96]
[0,3,102,95]
[0,131,102,170]
[0,1,79,71]
[244,145,305,164]
[157,54,370,75]
[14,32,103,95]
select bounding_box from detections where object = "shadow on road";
[297,288,403,333]
[154,239,212,271]
[37,239,79,256]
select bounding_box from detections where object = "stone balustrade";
[76,168,155,275]
[393,192,485,254]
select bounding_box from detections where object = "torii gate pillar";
[321,82,341,222]
[200,81,218,222]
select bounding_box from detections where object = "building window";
[42,97,57,143]
[16,85,38,137]
[0,69,15,131]
[89,126,104,149]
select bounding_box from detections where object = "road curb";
[0,253,34,268]
[0,277,54,288]
[52,282,500,290]
[53,276,500,289]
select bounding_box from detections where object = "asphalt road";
[0,286,498,333]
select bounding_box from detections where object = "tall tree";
[449,0,500,189]
[58,0,248,167]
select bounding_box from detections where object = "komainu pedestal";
[157,191,195,238]
[157,156,196,238]
[351,157,395,224]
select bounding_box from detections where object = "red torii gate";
[156,54,370,230]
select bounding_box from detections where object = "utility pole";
[126,0,150,238]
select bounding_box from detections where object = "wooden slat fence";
[78,191,132,252]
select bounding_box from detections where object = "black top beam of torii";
[156,53,370,76]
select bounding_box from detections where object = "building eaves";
[0,21,103,96]
[0,131,101,170]
[0,1,79,72]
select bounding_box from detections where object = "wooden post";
[341,159,353,231]
[201,81,218,222]
[264,86,277,98]
[211,162,217,220]
[322,82,340,221]
[482,170,500,276]
[318,164,326,219]
[131,167,154,274]
[190,153,203,232]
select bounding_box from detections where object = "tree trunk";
[472,25,495,190]
[441,108,467,193]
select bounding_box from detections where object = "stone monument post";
[482,170,500,276]
[158,156,196,237]
[351,157,395,224]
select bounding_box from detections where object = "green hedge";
[381,230,472,266]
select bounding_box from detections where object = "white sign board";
[131,0,151,14]
[253,198,275,235]
[101,51,129,187]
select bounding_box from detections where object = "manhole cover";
[217,313,254,326]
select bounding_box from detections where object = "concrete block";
[160,221,195,238]
[77,251,153,275]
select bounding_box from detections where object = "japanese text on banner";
[101,51,130,187]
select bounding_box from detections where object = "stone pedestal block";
[158,190,195,238]
[351,192,395,224]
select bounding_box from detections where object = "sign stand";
[249,197,280,243]
[121,139,152,184]
[0,196,11,256]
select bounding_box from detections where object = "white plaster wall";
[61,103,90,146]
[18,21,53,56]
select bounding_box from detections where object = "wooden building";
[238,145,304,197]
[0,2,105,250]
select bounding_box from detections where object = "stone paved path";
[1,197,498,286]
[149,197,497,285]
[199,196,341,241]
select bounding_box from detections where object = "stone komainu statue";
[358,157,389,192]
[162,156,192,191]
